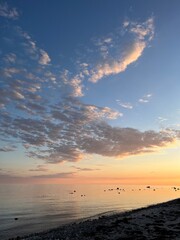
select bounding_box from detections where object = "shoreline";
[9,198,180,240]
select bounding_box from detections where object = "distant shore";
[9,198,180,240]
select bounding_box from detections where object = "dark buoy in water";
[14,218,18,220]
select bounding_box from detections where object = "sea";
[0,184,179,239]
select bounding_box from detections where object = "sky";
[0,0,180,185]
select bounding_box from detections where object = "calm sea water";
[0,184,179,239]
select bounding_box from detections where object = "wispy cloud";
[139,93,152,103]
[72,166,101,171]
[158,117,168,123]
[29,165,48,172]
[15,26,51,66]
[0,145,16,152]
[0,171,74,183]
[116,100,133,109]
[39,49,51,65]
[4,53,17,63]
[69,76,84,97]
[32,172,74,179]
[0,2,19,19]
[12,90,25,100]
[61,71,84,97]
[3,67,21,78]
[89,17,154,83]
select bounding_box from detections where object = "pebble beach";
[9,198,180,240]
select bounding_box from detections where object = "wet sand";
[10,198,180,240]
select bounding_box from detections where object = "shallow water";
[0,184,179,239]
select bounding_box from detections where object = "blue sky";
[0,0,180,183]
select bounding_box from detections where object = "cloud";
[39,49,51,65]
[29,165,48,172]
[158,117,168,123]
[3,67,21,78]
[4,53,17,63]
[0,171,74,183]
[130,17,154,41]
[51,98,121,124]
[15,26,51,66]
[0,145,16,152]
[44,71,56,82]
[123,21,130,28]
[26,103,46,112]
[1,98,178,164]
[69,76,84,97]
[139,93,152,103]
[32,172,74,179]
[76,124,178,158]
[104,38,112,44]
[0,2,19,19]
[90,41,146,83]
[1,14,179,166]
[61,71,84,97]
[0,104,5,109]
[72,166,101,171]
[116,100,133,109]
[0,26,57,129]
[89,17,154,83]
[0,53,178,166]
[12,90,25,100]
